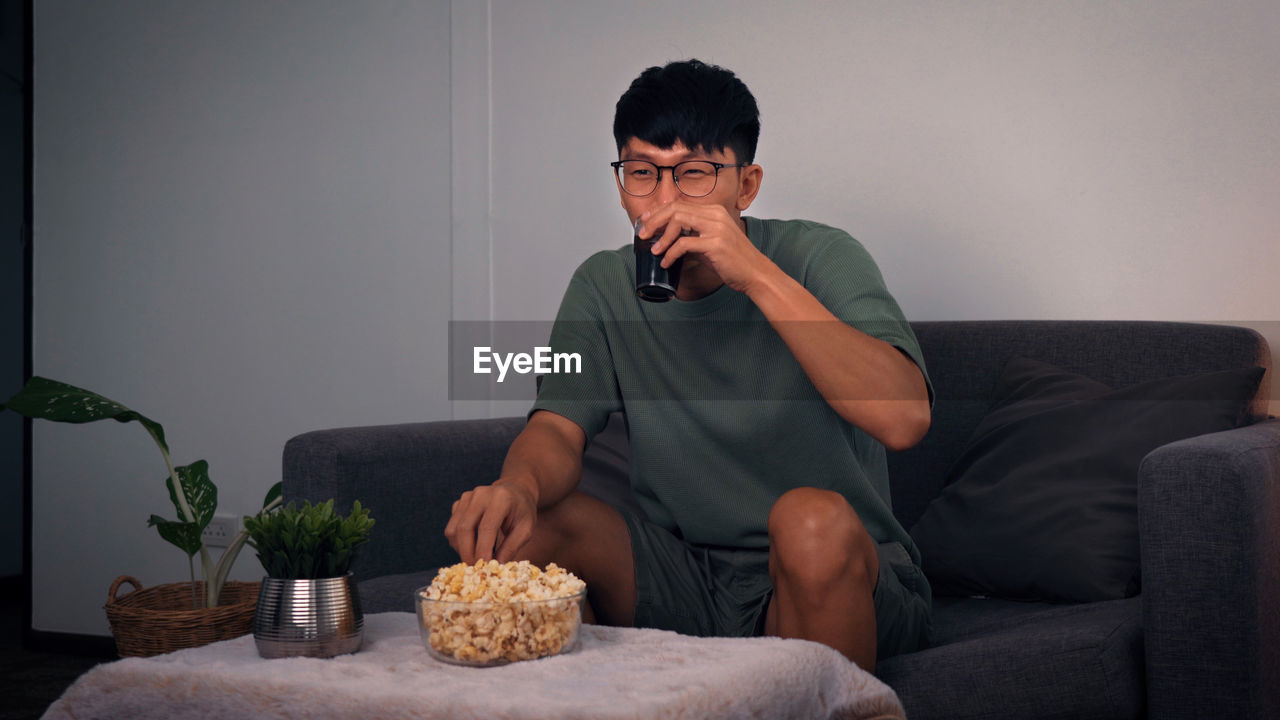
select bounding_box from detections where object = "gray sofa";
[283,321,1279,720]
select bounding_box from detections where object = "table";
[43,612,906,719]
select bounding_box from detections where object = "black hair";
[613,59,760,164]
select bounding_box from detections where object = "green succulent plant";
[1,376,283,607]
[243,499,374,579]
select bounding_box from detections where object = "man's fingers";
[443,496,464,539]
[648,209,701,253]
[473,485,522,562]
[660,232,705,267]
[444,492,476,562]
[444,483,535,565]
[495,517,534,564]
[453,531,476,564]
[474,508,507,562]
[640,202,693,241]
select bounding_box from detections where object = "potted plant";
[1,376,283,655]
[244,498,374,658]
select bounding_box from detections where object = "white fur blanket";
[44,612,905,720]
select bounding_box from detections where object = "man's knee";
[767,487,878,590]
[523,492,630,566]
[522,492,601,559]
[523,492,636,627]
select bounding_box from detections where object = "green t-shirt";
[531,216,932,564]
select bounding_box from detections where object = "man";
[445,59,933,670]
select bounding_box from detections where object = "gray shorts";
[620,509,933,660]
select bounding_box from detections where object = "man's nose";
[653,170,681,203]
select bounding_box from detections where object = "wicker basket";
[104,575,261,657]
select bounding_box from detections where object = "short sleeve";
[803,231,934,406]
[529,257,624,440]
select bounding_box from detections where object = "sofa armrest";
[282,417,526,581]
[1138,418,1280,720]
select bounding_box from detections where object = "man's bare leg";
[515,491,637,627]
[763,487,880,670]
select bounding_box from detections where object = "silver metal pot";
[253,574,363,658]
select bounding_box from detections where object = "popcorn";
[418,560,586,665]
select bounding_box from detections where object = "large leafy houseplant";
[1,376,282,607]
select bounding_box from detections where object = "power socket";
[202,515,240,548]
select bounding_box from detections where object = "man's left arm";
[745,267,931,451]
[643,203,930,450]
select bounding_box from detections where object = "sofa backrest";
[887,320,1273,530]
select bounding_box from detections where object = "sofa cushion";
[910,357,1263,602]
[358,570,436,614]
[876,596,1144,720]
[888,321,1272,531]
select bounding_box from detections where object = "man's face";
[615,137,752,226]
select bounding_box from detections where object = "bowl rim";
[414,586,587,607]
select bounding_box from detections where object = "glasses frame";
[610,159,749,198]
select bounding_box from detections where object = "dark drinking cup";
[634,219,683,302]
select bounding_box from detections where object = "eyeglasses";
[610,159,748,198]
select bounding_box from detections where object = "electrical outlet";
[202,515,239,547]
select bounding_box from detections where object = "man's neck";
[674,269,723,301]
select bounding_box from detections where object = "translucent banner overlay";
[449,320,1278,409]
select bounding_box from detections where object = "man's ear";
[735,164,763,211]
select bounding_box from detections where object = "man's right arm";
[443,409,586,563]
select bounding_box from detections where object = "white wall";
[33,0,452,634]
[32,0,1280,636]
[482,1,1279,333]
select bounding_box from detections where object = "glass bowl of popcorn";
[416,560,587,667]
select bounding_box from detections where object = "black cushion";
[910,357,1263,602]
